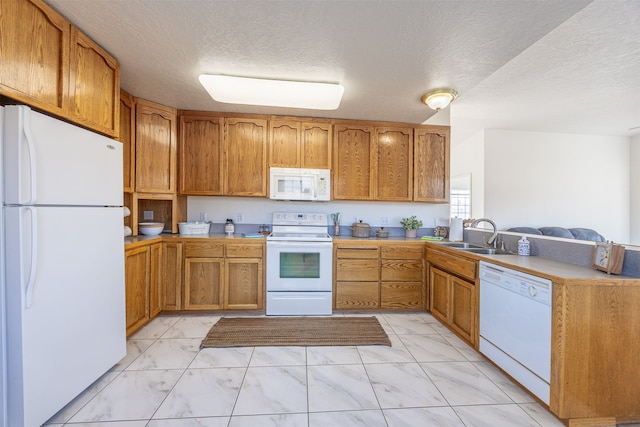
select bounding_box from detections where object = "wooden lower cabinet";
[124,245,150,335]
[124,241,171,336]
[335,245,380,309]
[449,275,475,341]
[225,258,263,309]
[184,257,224,309]
[428,266,450,321]
[334,242,425,310]
[161,241,183,311]
[149,242,163,317]
[426,247,477,346]
[380,245,424,309]
[182,241,264,310]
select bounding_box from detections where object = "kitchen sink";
[462,248,511,255]
[436,242,484,249]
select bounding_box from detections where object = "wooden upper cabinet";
[414,127,450,202]
[68,27,120,137]
[119,90,135,193]
[269,120,301,167]
[374,127,413,201]
[135,99,177,193]
[179,113,224,195]
[269,119,332,169]
[224,118,268,196]
[0,0,69,115]
[301,122,332,169]
[333,125,374,200]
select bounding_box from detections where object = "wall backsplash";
[187,196,451,231]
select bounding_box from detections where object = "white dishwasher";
[479,261,552,404]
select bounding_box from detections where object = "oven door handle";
[267,240,332,248]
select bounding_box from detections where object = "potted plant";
[400,215,423,238]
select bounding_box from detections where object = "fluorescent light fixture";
[198,74,344,110]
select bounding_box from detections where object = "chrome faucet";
[470,218,498,248]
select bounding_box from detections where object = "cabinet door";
[269,120,301,167]
[68,27,119,137]
[225,258,263,309]
[224,118,268,196]
[162,242,183,311]
[414,128,450,202]
[429,266,450,323]
[450,276,475,344]
[179,114,224,195]
[125,246,150,335]
[0,0,69,116]
[333,125,374,200]
[184,258,224,310]
[119,90,136,193]
[301,122,332,169]
[374,127,413,201]
[135,99,178,193]
[149,242,163,318]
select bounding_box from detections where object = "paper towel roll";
[449,217,463,241]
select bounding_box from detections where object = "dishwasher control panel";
[479,261,551,305]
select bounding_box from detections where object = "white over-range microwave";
[269,167,331,201]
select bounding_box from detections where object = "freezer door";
[3,105,123,206]
[4,206,126,427]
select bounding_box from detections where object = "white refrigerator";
[1,105,126,427]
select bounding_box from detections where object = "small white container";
[178,222,211,235]
[518,235,531,256]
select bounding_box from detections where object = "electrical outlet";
[237,212,245,223]
[143,210,153,220]
[381,216,389,225]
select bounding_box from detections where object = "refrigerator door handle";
[24,207,38,308]
[22,109,38,204]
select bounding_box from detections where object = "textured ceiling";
[45,0,639,138]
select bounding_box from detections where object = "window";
[450,189,471,218]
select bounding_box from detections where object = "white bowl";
[138,222,164,236]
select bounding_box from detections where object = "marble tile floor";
[44,312,566,427]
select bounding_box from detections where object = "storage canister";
[518,235,530,256]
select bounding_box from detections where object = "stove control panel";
[272,212,328,226]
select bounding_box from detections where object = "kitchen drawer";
[335,281,379,309]
[336,259,379,281]
[426,248,476,281]
[381,245,423,259]
[226,243,263,258]
[381,260,423,281]
[184,242,224,258]
[380,282,422,308]
[336,247,379,259]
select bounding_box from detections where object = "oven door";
[266,240,332,291]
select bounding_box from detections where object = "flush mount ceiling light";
[421,88,458,111]
[198,74,344,110]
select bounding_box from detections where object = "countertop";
[124,233,639,284]
[124,233,266,249]
[424,241,640,284]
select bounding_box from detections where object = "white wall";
[187,196,451,229]
[451,129,485,218]
[452,129,630,243]
[630,134,640,245]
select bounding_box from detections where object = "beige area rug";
[200,316,391,348]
